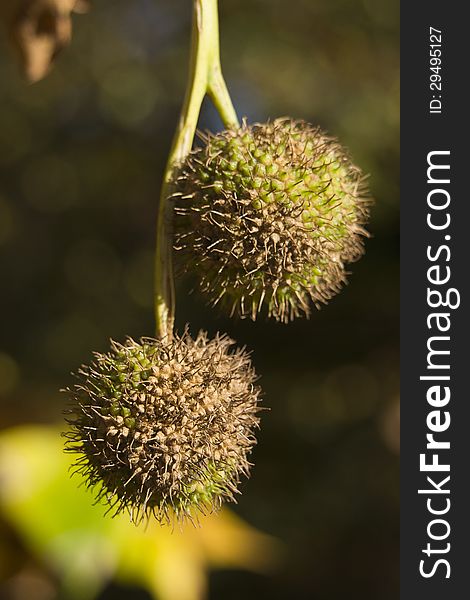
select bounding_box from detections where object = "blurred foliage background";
[0,0,399,599]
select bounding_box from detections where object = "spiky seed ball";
[64,330,261,524]
[173,118,371,323]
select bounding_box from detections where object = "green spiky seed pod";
[173,118,371,322]
[64,330,261,524]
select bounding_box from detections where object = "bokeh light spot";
[21,154,78,213]
[0,352,20,396]
[99,62,160,127]
[124,250,154,308]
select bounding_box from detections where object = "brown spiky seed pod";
[64,330,261,524]
[173,118,371,323]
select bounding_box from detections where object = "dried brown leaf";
[2,0,90,82]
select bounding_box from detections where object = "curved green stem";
[208,63,239,128]
[154,0,240,338]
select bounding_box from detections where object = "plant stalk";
[154,0,239,338]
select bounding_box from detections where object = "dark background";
[0,1,399,598]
